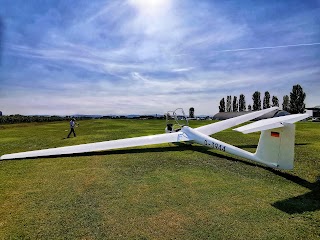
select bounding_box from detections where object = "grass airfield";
[0,119,319,239]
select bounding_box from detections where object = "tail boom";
[182,126,280,168]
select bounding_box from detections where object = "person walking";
[67,118,78,138]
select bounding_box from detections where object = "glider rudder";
[254,124,295,169]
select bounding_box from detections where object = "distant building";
[213,109,290,121]
[306,106,320,118]
[0,111,2,116]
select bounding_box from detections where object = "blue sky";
[0,0,319,115]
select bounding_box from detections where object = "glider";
[0,107,309,170]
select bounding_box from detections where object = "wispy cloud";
[0,0,319,115]
[171,67,194,72]
[210,42,320,53]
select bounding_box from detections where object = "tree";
[252,91,262,111]
[226,95,232,112]
[219,98,225,112]
[232,96,238,112]
[263,91,270,109]
[248,104,252,111]
[289,84,306,113]
[239,94,246,111]
[189,107,195,118]
[282,95,290,112]
[272,96,279,107]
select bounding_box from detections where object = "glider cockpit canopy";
[165,108,188,133]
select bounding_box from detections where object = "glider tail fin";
[255,124,295,169]
[234,113,309,170]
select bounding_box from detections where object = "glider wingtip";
[268,106,279,111]
[233,127,248,134]
[233,129,250,134]
[0,154,15,160]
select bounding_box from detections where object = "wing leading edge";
[0,131,192,160]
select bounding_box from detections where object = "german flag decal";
[271,132,280,137]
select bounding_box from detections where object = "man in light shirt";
[67,118,78,138]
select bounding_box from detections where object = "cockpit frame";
[165,108,188,133]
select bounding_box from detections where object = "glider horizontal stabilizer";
[234,113,309,134]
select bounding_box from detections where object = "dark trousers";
[67,128,76,138]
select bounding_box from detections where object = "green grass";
[0,119,319,239]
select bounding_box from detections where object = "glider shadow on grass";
[271,177,320,214]
[7,141,319,213]
[192,145,320,214]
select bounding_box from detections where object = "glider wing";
[195,107,279,136]
[0,131,191,160]
[234,113,309,134]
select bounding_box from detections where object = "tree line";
[0,84,306,124]
[218,84,306,114]
[0,115,92,124]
